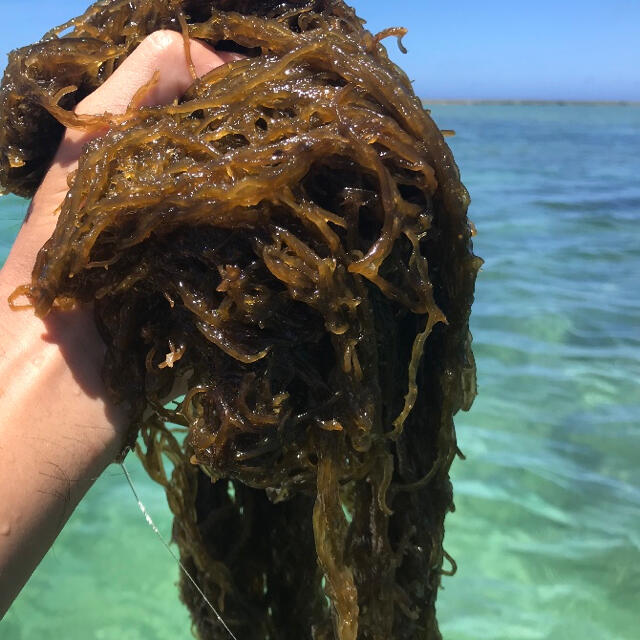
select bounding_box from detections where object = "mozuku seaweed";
[0,1,481,638]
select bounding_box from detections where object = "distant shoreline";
[422,99,640,107]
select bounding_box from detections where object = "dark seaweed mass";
[0,1,481,638]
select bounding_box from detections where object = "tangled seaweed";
[0,1,481,638]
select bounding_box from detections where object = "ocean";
[1,104,639,639]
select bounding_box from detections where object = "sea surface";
[1,104,639,639]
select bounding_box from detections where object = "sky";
[0,0,638,102]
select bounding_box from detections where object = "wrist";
[0,300,122,617]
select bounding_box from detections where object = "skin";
[0,30,242,619]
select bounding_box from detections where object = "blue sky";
[0,0,638,101]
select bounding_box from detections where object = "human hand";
[0,30,241,619]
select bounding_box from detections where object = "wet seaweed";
[0,1,481,638]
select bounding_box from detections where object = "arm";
[0,31,239,618]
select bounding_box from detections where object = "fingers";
[75,30,240,117]
[54,30,235,169]
[51,31,240,188]
[19,31,240,260]
[59,31,238,162]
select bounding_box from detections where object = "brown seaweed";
[0,1,481,638]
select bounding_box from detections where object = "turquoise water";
[1,105,639,639]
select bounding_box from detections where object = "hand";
[0,30,240,619]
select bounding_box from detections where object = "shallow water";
[1,104,639,639]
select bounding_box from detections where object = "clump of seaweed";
[0,1,481,638]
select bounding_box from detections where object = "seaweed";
[0,1,481,638]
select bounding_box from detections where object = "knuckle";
[143,30,181,55]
